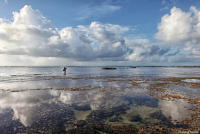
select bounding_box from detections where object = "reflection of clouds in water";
[0,81,149,127]
[59,92,73,104]
[12,105,41,127]
[52,85,147,110]
[50,80,149,111]
[0,91,54,126]
[50,90,106,110]
[159,99,192,122]
[90,93,105,110]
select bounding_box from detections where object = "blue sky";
[0,0,200,66]
[1,0,199,40]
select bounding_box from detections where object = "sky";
[0,0,200,66]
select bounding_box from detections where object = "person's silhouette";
[63,67,67,75]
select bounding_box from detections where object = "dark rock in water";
[102,67,117,70]
[72,104,91,111]
[138,125,173,134]
[149,111,180,128]
[87,109,114,122]
[33,74,42,75]
[109,116,123,122]
[67,122,138,134]
[87,106,129,122]
[150,111,167,121]
[130,115,142,122]
[75,120,87,127]
[129,96,159,108]
[130,66,137,68]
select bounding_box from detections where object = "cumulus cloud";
[156,7,192,43]
[156,6,200,59]
[0,5,131,61]
[125,38,178,63]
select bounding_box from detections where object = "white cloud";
[156,7,192,43]
[0,5,200,65]
[0,5,131,62]
[156,6,200,60]
[125,38,177,63]
[12,5,52,28]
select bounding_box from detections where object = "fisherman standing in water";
[63,66,67,75]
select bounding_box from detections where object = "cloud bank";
[0,5,199,65]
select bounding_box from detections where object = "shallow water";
[0,66,199,133]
